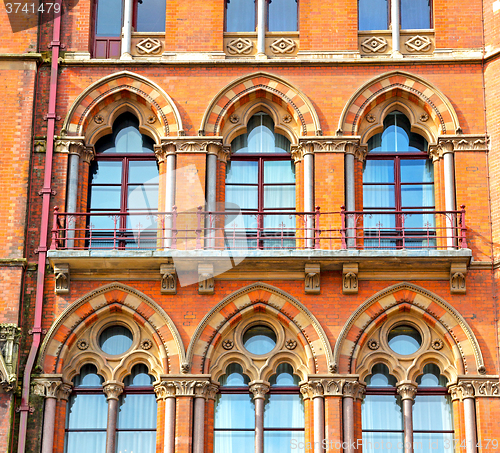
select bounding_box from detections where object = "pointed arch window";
[225,113,295,249]
[363,111,435,248]
[88,112,159,248]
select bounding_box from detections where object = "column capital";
[81,146,95,164]
[296,137,367,161]
[342,380,365,400]
[103,381,124,401]
[218,146,231,163]
[249,381,270,400]
[157,375,214,397]
[451,375,500,399]
[154,141,177,162]
[54,137,85,155]
[429,135,489,162]
[397,383,418,401]
[32,375,63,399]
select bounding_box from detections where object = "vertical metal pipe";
[402,399,414,453]
[40,397,57,453]
[193,397,206,453]
[121,0,133,59]
[165,153,176,248]
[205,153,217,249]
[343,397,354,453]
[391,0,400,54]
[105,399,119,453]
[463,398,478,453]
[164,397,176,453]
[313,396,324,453]
[443,152,457,248]
[304,153,314,248]
[66,152,80,248]
[255,398,265,453]
[257,0,266,56]
[345,153,355,248]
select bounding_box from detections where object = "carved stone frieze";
[361,36,388,53]
[0,323,20,392]
[226,38,253,55]
[305,264,320,294]
[343,263,359,294]
[450,263,467,294]
[249,382,270,400]
[405,35,432,52]
[158,376,214,398]
[473,379,500,397]
[451,376,500,399]
[160,264,177,295]
[103,382,124,400]
[32,377,62,399]
[54,263,70,294]
[397,383,418,401]
[136,38,162,55]
[270,38,296,54]
[198,264,215,295]
[296,137,367,161]
[429,135,489,162]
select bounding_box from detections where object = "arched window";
[65,365,107,453]
[362,364,403,452]
[225,113,295,249]
[226,0,256,32]
[117,364,157,452]
[363,111,434,248]
[268,0,298,32]
[88,112,159,248]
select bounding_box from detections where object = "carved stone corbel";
[198,264,214,295]
[54,263,70,294]
[291,145,304,164]
[304,263,320,294]
[81,146,95,164]
[343,263,358,294]
[160,264,177,294]
[0,323,20,393]
[450,263,467,294]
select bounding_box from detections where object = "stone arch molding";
[200,72,322,139]
[38,282,186,378]
[61,71,184,143]
[338,71,461,142]
[186,283,335,376]
[333,282,485,379]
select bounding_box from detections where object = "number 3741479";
[5,2,61,14]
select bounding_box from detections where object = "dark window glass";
[95,0,123,36]
[243,325,277,354]
[388,325,422,355]
[226,0,256,32]
[401,0,431,29]
[358,0,388,30]
[137,0,166,32]
[268,0,298,32]
[99,325,133,355]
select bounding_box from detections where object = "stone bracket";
[54,263,70,294]
[198,264,214,294]
[450,263,467,294]
[343,263,359,294]
[160,264,177,294]
[0,323,20,393]
[304,263,320,294]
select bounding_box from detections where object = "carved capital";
[343,380,365,400]
[155,381,177,400]
[32,377,62,399]
[457,380,475,400]
[291,145,304,163]
[448,384,462,402]
[218,146,231,163]
[160,264,177,295]
[54,263,70,294]
[154,142,177,163]
[308,380,325,398]
[343,263,358,294]
[81,146,95,164]
[249,382,270,400]
[34,139,46,153]
[54,137,85,156]
[397,383,418,401]
[450,263,467,294]
[58,382,73,401]
[198,264,214,295]
[103,382,124,400]
[207,383,220,400]
[305,264,320,294]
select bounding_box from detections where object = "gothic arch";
[61,71,184,142]
[333,282,485,377]
[338,71,461,141]
[186,283,334,375]
[200,72,322,139]
[38,282,186,376]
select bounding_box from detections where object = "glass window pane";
[358,0,388,30]
[401,0,431,29]
[220,364,250,386]
[66,432,106,453]
[215,394,255,429]
[264,186,295,209]
[362,432,404,453]
[90,161,122,184]
[67,394,108,429]
[248,115,276,153]
[264,431,304,451]
[225,186,258,210]
[388,325,422,355]
[268,0,297,31]
[401,185,435,208]
[226,161,258,183]
[118,394,157,429]
[413,433,454,453]
[124,364,154,386]
[137,0,166,32]
[73,364,103,387]
[363,185,395,208]
[364,160,394,183]
[99,325,133,355]
[417,364,448,387]
[128,185,159,211]
[215,431,254,453]
[264,161,295,183]
[264,394,304,428]
[401,210,435,230]
[362,395,402,430]
[128,161,159,184]
[414,395,453,431]
[115,125,143,153]
[363,212,396,230]
[90,186,122,210]
[270,364,300,386]
[365,364,397,387]
[95,0,123,36]
[400,160,433,183]
[243,326,277,354]
[226,0,255,32]
[116,431,156,453]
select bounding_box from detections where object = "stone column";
[442,144,457,248]
[121,0,133,59]
[344,143,358,248]
[457,381,478,453]
[303,145,315,249]
[205,143,221,249]
[397,384,417,453]
[250,382,270,453]
[308,381,325,453]
[342,380,365,453]
[103,382,124,453]
[256,0,267,58]
[391,0,401,55]
[155,381,177,453]
[192,381,217,453]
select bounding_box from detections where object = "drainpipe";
[121,0,133,60]
[256,0,267,58]
[17,1,62,451]
[391,0,401,56]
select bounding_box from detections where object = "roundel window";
[99,325,133,355]
[388,325,422,355]
[243,325,277,355]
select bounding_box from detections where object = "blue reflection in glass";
[226,0,255,32]
[137,0,166,32]
[268,0,297,32]
[401,0,431,30]
[388,325,422,355]
[99,325,133,355]
[243,326,277,354]
[358,0,388,30]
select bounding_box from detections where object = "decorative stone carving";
[227,38,253,55]
[103,382,124,400]
[405,35,432,52]
[270,38,296,54]
[160,264,177,295]
[54,263,70,294]
[448,384,462,401]
[55,138,85,156]
[429,135,489,162]
[455,380,475,399]
[397,383,418,401]
[94,114,104,124]
[367,339,379,350]
[249,382,270,399]
[206,383,219,400]
[285,339,297,350]
[218,146,231,163]
[76,339,89,350]
[361,36,388,53]
[431,338,444,350]
[58,382,73,401]
[0,323,20,392]
[450,263,467,294]
[308,380,325,398]
[452,376,500,398]
[343,263,358,294]
[34,139,46,153]
[305,264,320,294]
[154,381,177,400]
[343,381,365,400]
[282,114,292,123]
[147,115,156,124]
[32,378,62,399]
[420,113,429,122]
[229,114,239,124]
[141,339,153,350]
[366,113,376,123]
[136,38,162,55]
[154,142,177,163]
[198,264,214,295]
[474,380,500,397]
[222,339,234,350]
[81,146,96,164]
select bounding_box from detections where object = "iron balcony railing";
[49,206,468,251]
